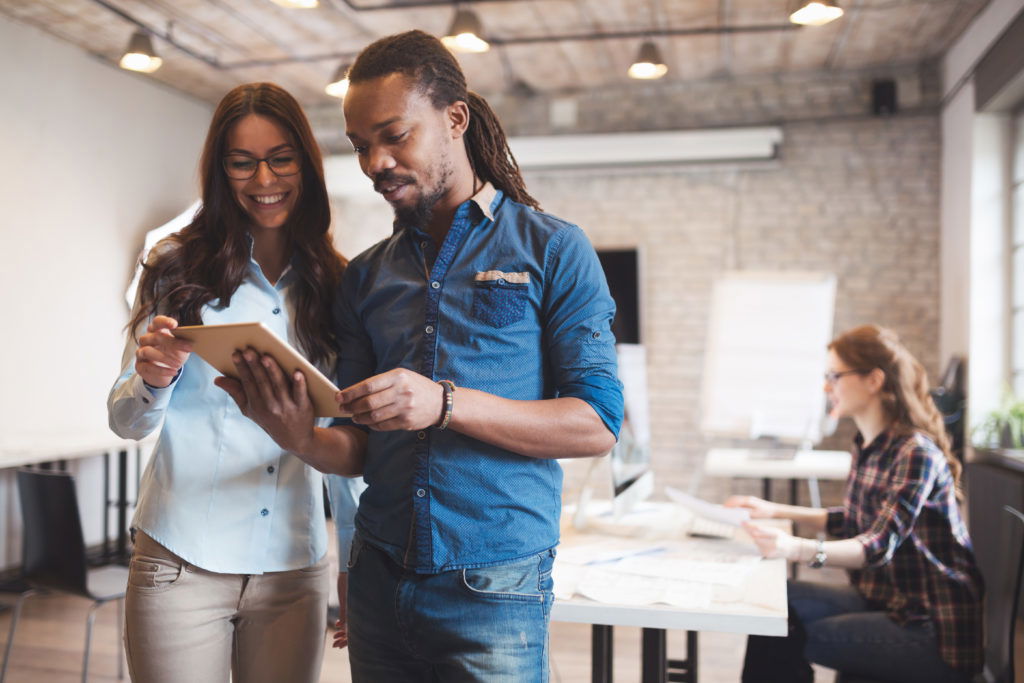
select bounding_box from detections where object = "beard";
[377,157,453,230]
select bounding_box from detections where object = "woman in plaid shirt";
[727,325,983,683]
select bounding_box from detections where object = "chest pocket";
[472,272,529,328]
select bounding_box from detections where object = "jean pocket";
[471,280,529,328]
[461,553,549,603]
[127,554,185,592]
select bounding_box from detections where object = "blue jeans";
[743,580,970,683]
[347,535,555,682]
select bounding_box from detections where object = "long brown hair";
[347,30,540,210]
[129,83,345,366]
[829,325,961,489]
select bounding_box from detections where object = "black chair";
[979,505,1024,683]
[0,469,127,683]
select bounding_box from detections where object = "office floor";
[0,588,827,683]
[1,576,1022,682]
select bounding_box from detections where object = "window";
[1011,107,1024,394]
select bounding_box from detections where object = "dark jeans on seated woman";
[741,580,971,683]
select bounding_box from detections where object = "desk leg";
[116,448,129,563]
[667,631,699,683]
[592,624,613,683]
[102,452,111,559]
[789,478,798,505]
[641,628,667,683]
[761,478,771,501]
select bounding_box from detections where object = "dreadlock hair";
[829,325,963,495]
[347,29,540,211]
[128,82,346,367]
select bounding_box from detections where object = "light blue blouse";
[108,245,327,574]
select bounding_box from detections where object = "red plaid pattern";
[826,430,984,674]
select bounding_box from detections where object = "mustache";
[372,170,415,193]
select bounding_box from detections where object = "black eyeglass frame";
[823,369,867,384]
[222,151,302,181]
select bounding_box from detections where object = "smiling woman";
[107,82,347,683]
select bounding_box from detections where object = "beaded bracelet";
[436,380,456,430]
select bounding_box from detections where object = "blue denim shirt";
[334,186,623,573]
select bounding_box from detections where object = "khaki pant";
[125,531,329,683]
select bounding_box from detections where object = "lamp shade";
[119,31,162,73]
[325,62,351,98]
[789,1,843,26]
[628,41,667,80]
[441,9,490,53]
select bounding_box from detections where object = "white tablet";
[172,322,349,418]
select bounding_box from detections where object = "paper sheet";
[665,486,750,527]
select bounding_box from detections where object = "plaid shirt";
[826,429,984,674]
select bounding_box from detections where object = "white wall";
[940,0,1024,427]
[0,14,211,568]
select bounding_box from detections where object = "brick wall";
[504,65,943,505]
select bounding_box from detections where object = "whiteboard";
[699,271,836,444]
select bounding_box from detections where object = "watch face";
[809,540,826,568]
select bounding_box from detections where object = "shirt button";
[592,331,601,339]
[431,281,440,289]
[420,240,428,249]
[425,325,435,334]
[267,465,275,474]
[417,431,426,440]
[272,307,281,315]
[260,508,269,517]
[416,488,426,498]
[498,278,505,285]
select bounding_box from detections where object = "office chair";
[979,505,1024,683]
[1,469,127,683]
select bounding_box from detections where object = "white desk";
[704,448,850,507]
[1,432,153,562]
[552,504,788,682]
[0,433,143,470]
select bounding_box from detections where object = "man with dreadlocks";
[226,29,623,681]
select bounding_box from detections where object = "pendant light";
[119,31,162,73]
[441,8,490,53]
[325,62,351,98]
[628,41,667,80]
[789,1,844,27]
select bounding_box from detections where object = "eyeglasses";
[824,370,865,384]
[222,151,301,180]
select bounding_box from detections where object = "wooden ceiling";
[1,0,988,150]
[2,0,988,101]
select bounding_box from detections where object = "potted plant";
[972,391,1024,453]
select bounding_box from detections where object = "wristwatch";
[808,539,827,569]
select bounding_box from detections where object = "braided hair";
[347,30,540,210]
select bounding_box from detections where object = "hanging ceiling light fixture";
[325,62,352,98]
[628,41,667,80]
[269,0,319,8]
[119,31,163,73]
[441,8,490,53]
[789,1,843,26]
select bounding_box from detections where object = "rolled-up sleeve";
[854,444,939,567]
[542,226,624,438]
[826,506,847,537]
